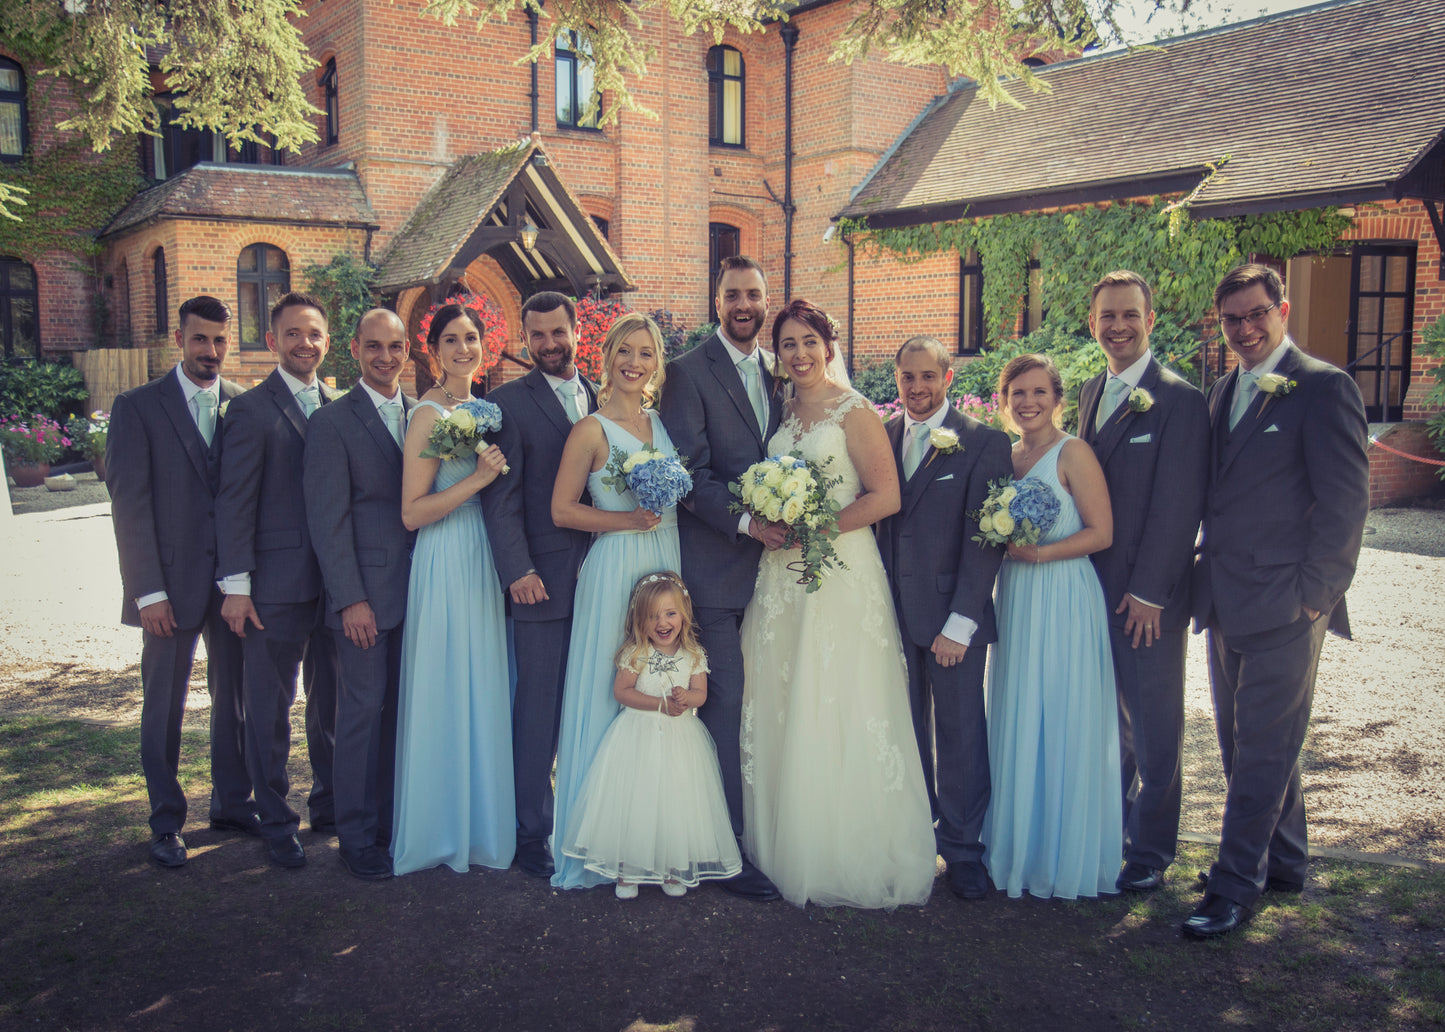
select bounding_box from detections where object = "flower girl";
[559,571,742,899]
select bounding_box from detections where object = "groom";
[660,255,784,901]
[876,335,1012,899]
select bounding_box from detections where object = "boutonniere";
[928,427,962,455]
[1126,387,1154,413]
[1256,373,1296,396]
[218,400,230,419]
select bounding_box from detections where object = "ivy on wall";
[840,198,1354,353]
[303,253,378,386]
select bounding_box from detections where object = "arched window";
[556,31,599,129]
[321,59,338,145]
[153,249,169,335]
[708,222,740,323]
[0,58,25,162]
[707,46,744,147]
[0,256,38,356]
[237,244,291,349]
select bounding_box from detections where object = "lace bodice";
[766,391,869,508]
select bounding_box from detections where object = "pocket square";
[1264,424,1281,433]
[936,473,954,481]
[1129,433,1152,444]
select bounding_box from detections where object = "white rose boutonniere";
[1256,372,1297,396]
[218,400,230,419]
[1127,387,1154,413]
[928,427,962,455]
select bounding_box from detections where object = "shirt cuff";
[218,573,251,596]
[135,591,168,610]
[1128,592,1165,610]
[940,613,978,646]
[738,512,753,538]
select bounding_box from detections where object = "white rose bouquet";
[729,453,846,592]
[600,446,693,515]
[420,397,507,472]
[969,476,1060,548]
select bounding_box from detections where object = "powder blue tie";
[903,423,929,479]
[193,390,217,447]
[381,401,404,448]
[1229,370,1257,430]
[739,358,766,435]
[1096,376,1128,430]
[558,381,583,424]
[296,384,320,419]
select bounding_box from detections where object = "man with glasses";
[1185,264,1368,938]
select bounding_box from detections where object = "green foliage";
[850,355,899,405]
[682,322,715,355]
[65,411,109,462]
[0,413,70,465]
[302,254,379,387]
[0,358,88,422]
[1418,315,1445,480]
[647,308,698,363]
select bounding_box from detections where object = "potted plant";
[67,410,111,481]
[1,414,71,488]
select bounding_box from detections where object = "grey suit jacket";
[303,383,417,633]
[480,368,598,623]
[1079,357,1209,633]
[107,367,242,628]
[876,407,1012,649]
[659,333,785,610]
[216,368,342,605]
[1193,344,1369,639]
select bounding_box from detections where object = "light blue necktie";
[381,401,404,448]
[1228,370,1257,430]
[558,381,583,424]
[1096,376,1128,430]
[296,384,320,419]
[193,390,217,447]
[903,423,929,479]
[738,357,766,435]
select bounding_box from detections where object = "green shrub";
[0,358,88,422]
[850,356,899,404]
[303,254,379,387]
[1420,315,1445,481]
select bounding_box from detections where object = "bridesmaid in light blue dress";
[982,354,1123,900]
[549,314,681,890]
[393,303,514,875]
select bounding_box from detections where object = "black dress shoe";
[338,844,393,881]
[149,832,187,868]
[719,860,781,901]
[309,816,337,836]
[210,813,262,837]
[946,860,990,900]
[1265,876,1304,894]
[265,834,306,869]
[516,840,554,879]
[1181,894,1251,939]
[1116,862,1164,893]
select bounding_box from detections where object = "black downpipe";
[528,9,540,133]
[780,24,799,302]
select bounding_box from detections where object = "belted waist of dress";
[603,509,678,535]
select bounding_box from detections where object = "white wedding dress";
[739,390,937,908]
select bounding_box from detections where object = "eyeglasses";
[1219,303,1278,332]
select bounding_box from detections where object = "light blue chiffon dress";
[392,399,515,875]
[550,411,682,890]
[982,437,1123,899]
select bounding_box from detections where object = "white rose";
[763,496,784,522]
[762,466,786,488]
[998,485,1018,506]
[622,449,649,473]
[979,513,994,534]
[449,408,476,433]
[929,427,959,450]
[780,473,808,499]
[781,495,805,525]
[1257,373,1288,394]
[993,512,1015,537]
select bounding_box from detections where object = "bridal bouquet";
[970,477,1061,547]
[729,453,846,592]
[420,398,508,472]
[601,446,693,514]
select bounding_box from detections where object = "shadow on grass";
[1,715,1442,1032]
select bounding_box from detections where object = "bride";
[739,299,937,909]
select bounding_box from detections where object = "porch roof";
[839,0,1445,228]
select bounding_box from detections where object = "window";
[0,58,25,162]
[556,31,599,129]
[957,249,984,355]
[591,215,610,240]
[321,59,338,145]
[707,46,744,147]
[0,257,38,357]
[148,95,223,179]
[708,222,740,323]
[153,249,168,335]
[236,244,291,349]
[232,132,286,166]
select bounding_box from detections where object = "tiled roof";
[841,0,1445,225]
[374,141,531,290]
[101,164,377,237]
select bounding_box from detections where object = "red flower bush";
[573,296,631,382]
[416,291,510,382]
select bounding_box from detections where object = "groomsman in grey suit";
[660,255,784,900]
[218,291,342,868]
[481,291,597,878]
[877,335,1012,899]
[107,295,253,867]
[304,309,415,880]
[1077,270,1208,895]
[1185,263,1368,938]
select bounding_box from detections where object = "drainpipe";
[780,23,799,302]
[845,229,855,376]
[528,9,540,133]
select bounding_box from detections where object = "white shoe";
[615,881,638,900]
[662,881,687,898]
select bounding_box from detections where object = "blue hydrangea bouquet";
[601,445,693,515]
[420,397,506,468]
[969,476,1061,547]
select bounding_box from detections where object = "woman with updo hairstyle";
[547,311,685,890]
[392,299,514,876]
[980,351,1122,900]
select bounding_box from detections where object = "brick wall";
[1367,422,1445,507]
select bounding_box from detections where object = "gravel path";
[4,485,1443,866]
